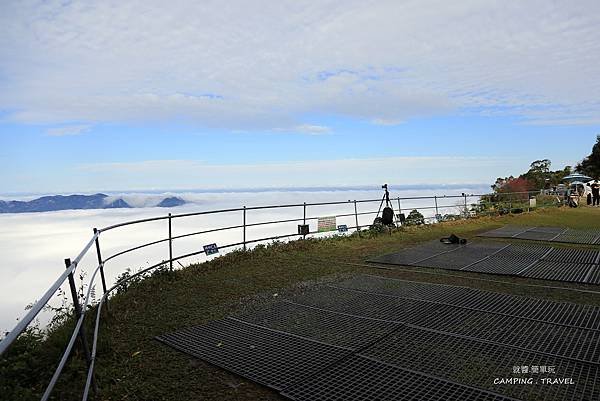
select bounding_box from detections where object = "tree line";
[492,135,600,194]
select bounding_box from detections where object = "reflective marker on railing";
[203,243,219,255]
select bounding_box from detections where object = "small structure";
[563,173,593,183]
[561,174,594,206]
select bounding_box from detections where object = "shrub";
[404,209,425,226]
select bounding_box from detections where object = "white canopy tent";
[563,173,593,183]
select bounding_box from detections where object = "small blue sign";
[203,243,219,255]
[337,224,348,232]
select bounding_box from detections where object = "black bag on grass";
[440,234,467,245]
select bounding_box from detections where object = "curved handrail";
[0,232,99,355]
[41,256,103,401]
[0,190,547,401]
[79,191,545,399]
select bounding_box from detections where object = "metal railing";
[0,189,553,400]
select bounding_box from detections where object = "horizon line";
[0,183,491,198]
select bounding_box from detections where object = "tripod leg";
[376,194,385,218]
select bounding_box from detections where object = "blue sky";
[1,1,600,194]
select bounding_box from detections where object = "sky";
[1,0,600,194]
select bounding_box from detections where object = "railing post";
[396,197,402,226]
[354,200,361,237]
[303,202,307,239]
[92,228,109,313]
[92,228,107,295]
[243,206,247,251]
[64,258,92,367]
[434,196,439,218]
[168,213,173,272]
[463,193,468,218]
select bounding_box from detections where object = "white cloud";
[1,0,600,128]
[73,155,526,192]
[45,124,91,136]
[294,124,331,134]
[372,118,404,126]
[0,185,489,331]
[520,118,600,126]
[273,124,331,135]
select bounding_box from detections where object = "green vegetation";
[492,159,572,194]
[577,134,600,178]
[404,209,425,225]
[477,193,561,216]
[2,206,600,401]
[492,136,600,194]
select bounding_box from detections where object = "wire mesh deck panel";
[478,226,600,245]
[330,275,600,330]
[367,240,600,285]
[157,274,600,401]
[155,318,352,391]
[283,355,518,401]
[290,286,600,364]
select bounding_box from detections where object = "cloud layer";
[1,0,600,129]
[0,187,485,331]
[72,155,523,192]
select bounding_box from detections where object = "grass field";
[3,206,600,401]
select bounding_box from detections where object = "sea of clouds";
[0,186,488,332]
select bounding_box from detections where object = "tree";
[496,177,535,200]
[491,176,514,192]
[530,159,551,174]
[492,160,571,193]
[549,165,571,186]
[576,135,600,179]
[521,159,551,189]
[405,209,425,225]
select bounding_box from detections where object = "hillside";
[0,194,187,213]
[2,206,600,401]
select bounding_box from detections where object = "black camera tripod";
[375,184,395,226]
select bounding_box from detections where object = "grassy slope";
[8,206,600,400]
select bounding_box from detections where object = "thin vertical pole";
[463,193,468,218]
[397,197,402,226]
[92,228,107,295]
[303,202,307,239]
[434,196,439,217]
[354,200,360,237]
[64,258,92,367]
[243,206,247,251]
[168,213,173,272]
[92,228,109,312]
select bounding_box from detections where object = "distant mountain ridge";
[157,197,186,207]
[0,194,186,213]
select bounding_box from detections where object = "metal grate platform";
[478,226,600,245]
[588,266,600,285]
[331,275,600,330]
[157,274,600,401]
[235,300,398,350]
[282,354,517,401]
[156,318,352,391]
[290,286,600,364]
[522,261,594,283]
[360,324,600,401]
[368,240,600,285]
[244,294,600,399]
